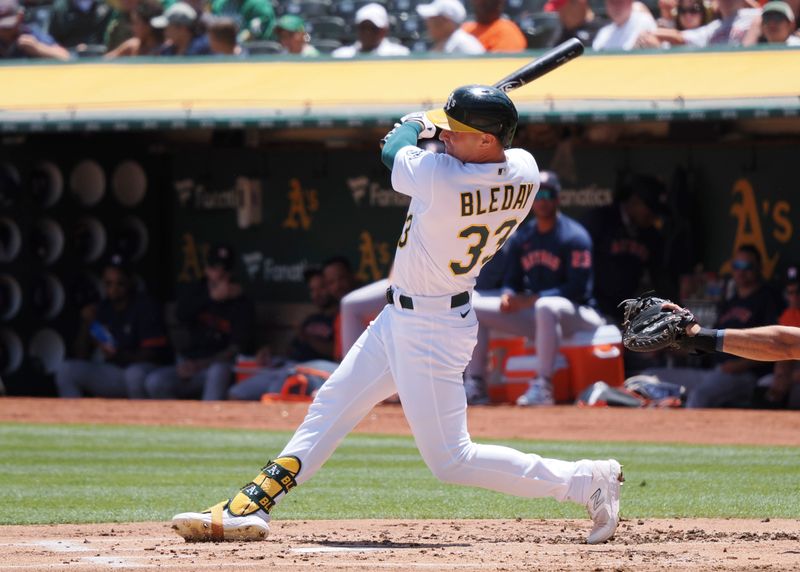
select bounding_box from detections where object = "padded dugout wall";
[0,135,170,396]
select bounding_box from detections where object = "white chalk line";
[3,538,480,570]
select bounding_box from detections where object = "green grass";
[1,423,798,525]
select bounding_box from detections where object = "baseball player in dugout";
[463,171,605,406]
[172,85,624,545]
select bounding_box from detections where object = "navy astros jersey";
[502,213,595,305]
[582,204,662,319]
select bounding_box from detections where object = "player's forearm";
[721,326,800,361]
[653,28,686,45]
[381,122,422,170]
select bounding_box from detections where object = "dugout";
[1,47,799,395]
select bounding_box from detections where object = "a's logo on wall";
[355,230,392,283]
[177,233,208,282]
[282,178,319,230]
[722,178,792,278]
[346,176,410,208]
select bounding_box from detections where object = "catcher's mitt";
[618,296,696,352]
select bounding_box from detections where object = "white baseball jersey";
[276,138,599,524]
[390,145,540,297]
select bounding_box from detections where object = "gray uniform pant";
[55,360,158,399]
[340,278,390,356]
[466,291,605,380]
[143,362,232,400]
[641,366,758,408]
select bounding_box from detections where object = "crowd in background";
[0,0,797,60]
[49,170,800,411]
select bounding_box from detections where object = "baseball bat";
[492,38,584,93]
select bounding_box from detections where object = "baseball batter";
[172,85,623,545]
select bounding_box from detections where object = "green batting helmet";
[426,85,518,148]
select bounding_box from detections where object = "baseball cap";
[624,174,667,214]
[355,2,389,28]
[536,171,561,199]
[207,243,235,271]
[275,14,306,32]
[0,0,21,29]
[151,1,196,29]
[762,1,794,22]
[416,0,467,23]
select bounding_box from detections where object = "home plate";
[292,546,387,554]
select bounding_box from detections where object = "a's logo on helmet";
[445,93,456,111]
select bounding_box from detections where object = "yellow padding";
[228,456,301,516]
[425,109,484,134]
[210,501,225,540]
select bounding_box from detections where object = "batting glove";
[400,111,437,139]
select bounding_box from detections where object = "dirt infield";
[1,398,799,571]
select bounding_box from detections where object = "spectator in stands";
[0,0,70,59]
[634,0,707,53]
[675,0,709,30]
[764,265,800,408]
[49,0,112,49]
[332,3,410,57]
[582,174,665,323]
[152,1,211,55]
[416,0,485,53]
[207,15,243,54]
[104,0,138,50]
[759,0,800,44]
[592,0,657,50]
[143,244,255,399]
[274,14,319,56]
[210,0,274,41]
[105,0,164,57]
[638,0,760,46]
[462,0,527,52]
[55,254,171,398]
[550,0,607,46]
[464,172,605,406]
[641,245,783,408]
[228,267,338,400]
[654,0,677,27]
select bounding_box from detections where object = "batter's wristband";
[690,328,719,353]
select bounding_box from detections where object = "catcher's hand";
[618,295,697,352]
[400,111,437,139]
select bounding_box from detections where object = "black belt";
[385,287,469,310]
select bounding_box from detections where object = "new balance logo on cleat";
[590,488,603,510]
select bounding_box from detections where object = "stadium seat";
[391,12,422,44]
[306,15,349,41]
[283,0,332,18]
[334,0,387,18]
[312,38,342,53]
[520,11,561,49]
[242,39,284,54]
[388,0,428,13]
[506,0,548,17]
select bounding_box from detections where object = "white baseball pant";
[278,288,595,504]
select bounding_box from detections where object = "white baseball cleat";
[172,501,270,542]
[516,378,555,406]
[585,459,624,544]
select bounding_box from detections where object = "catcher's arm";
[661,301,800,361]
[685,324,800,361]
